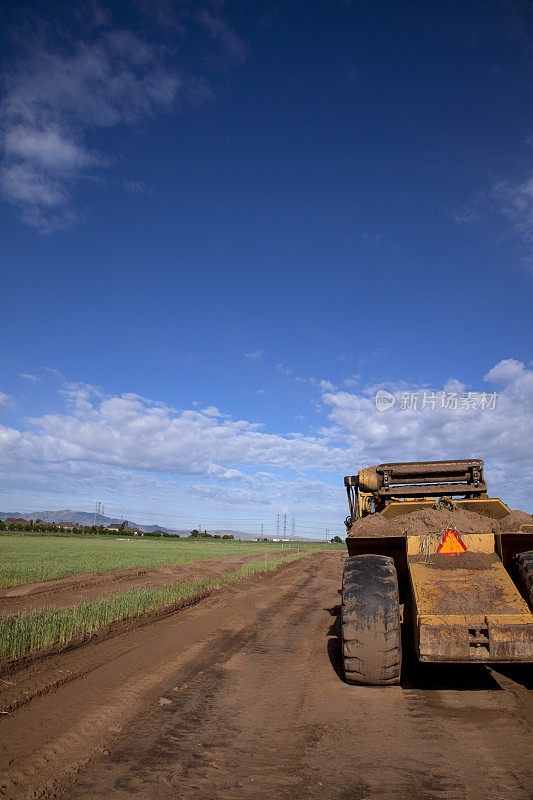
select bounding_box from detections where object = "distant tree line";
[0,521,238,539]
[189,529,234,540]
[0,521,169,536]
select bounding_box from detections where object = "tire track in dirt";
[73,562,325,800]
[1,552,532,800]
[0,556,319,800]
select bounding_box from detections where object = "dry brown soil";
[0,552,532,800]
[348,507,533,539]
[499,510,533,531]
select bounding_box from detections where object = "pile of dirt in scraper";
[497,509,533,531]
[348,507,498,537]
[396,507,497,536]
[347,513,394,537]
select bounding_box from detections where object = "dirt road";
[1,552,532,800]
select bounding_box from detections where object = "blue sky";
[1,0,532,536]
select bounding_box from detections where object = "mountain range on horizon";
[0,509,181,533]
[0,510,316,541]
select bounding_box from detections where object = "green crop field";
[0,554,309,661]
[0,534,343,588]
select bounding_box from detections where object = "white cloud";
[0,385,347,478]
[484,358,526,384]
[0,383,350,529]
[5,126,99,172]
[455,173,533,265]
[198,10,249,67]
[0,29,180,231]
[492,176,533,242]
[343,374,361,387]
[0,9,246,231]
[321,358,533,509]
[188,483,265,506]
[0,391,9,412]
[1,163,66,208]
[44,366,65,379]
[122,178,151,194]
[245,350,263,360]
[1,358,531,520]
[200,406,224,417]
[444,377,467,393]
[19,373,40,382]
[276,363,293,377]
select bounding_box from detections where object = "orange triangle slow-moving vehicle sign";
[437,529,467,555]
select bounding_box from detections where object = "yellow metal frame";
[407,533,533,662]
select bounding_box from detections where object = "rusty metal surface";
[408,555,529,615]
[380,497,510,520]
[344,459,490,527]
[379,482,487,498]
[408,554,533,662]
[377,459,484,475]
[377,460,486,498]
[417,619,533,662]
[342,458,533,664]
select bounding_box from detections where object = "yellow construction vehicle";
[341,459,533,685]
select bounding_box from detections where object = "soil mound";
[498,509,533,531]
[348,514,393,537]
[348,506,498,538]
[397,507,496,536]
[410,552,497,571]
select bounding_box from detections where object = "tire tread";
[341,554,401,686]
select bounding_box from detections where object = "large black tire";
[341,554,401,686]
[514,550,533,609]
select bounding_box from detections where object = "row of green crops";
[0,534,341,588]
[0,553,306,662]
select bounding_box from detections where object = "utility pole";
[326,529,330,542]
[283,514,287,538]
[276,514,280,537]
[261,523,264,537]
[292,518,295,540]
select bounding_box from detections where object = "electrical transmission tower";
[276,514,280,537]
[292,518,295,540]
[283,514,287,538]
